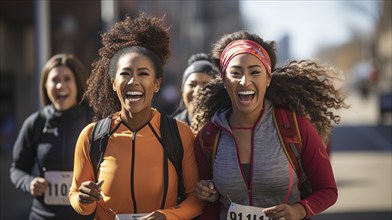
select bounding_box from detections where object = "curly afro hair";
[84,12,171,120]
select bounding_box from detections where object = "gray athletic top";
[211,102,301,219]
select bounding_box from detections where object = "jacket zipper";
[130,132,137,213]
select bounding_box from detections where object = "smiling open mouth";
[56,94,69,102]
[237,90,255,103]
[126,91,143,102]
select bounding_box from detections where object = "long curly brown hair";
[84,12,171,120]
[191,31,348,144]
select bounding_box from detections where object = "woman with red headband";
[191,31,347,220]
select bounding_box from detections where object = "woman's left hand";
[138,210,166,220]
[263,203,306,220]
[195,179,218,202]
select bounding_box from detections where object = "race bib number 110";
[44,171,73,205]
[227,202,272,220]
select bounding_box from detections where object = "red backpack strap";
[198,122,221,172]
[273,107,313,199]
[273,107,303,178]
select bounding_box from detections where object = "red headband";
[219,40,271,78]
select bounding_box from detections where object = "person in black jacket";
[10,54,93,220]
[171,53,218,125]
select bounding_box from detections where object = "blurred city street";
[313,152,392,220]
[313,91,392,220]
[0,1,391,219]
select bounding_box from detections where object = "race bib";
[115,213,148,220]
[227,202,271,220]
[44,171,73,205]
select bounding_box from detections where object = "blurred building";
[0,0,244,151]
[314,0,391,125]
[276,33,290,66]
[0,0,102,155]
[374,0,392,125]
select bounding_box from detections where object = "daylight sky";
[239,0,381,59]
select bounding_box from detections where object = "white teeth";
[126,91,143,96]
[238,90,255,95]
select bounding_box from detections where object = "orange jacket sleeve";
[69,123,97,215]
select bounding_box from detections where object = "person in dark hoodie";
[171,53,219,125]
[10,54,93,220]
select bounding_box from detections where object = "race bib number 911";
[227,202,272,220]
[44,171,73,205]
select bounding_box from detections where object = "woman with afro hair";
[192,31,348,220]
[69,13,204,220]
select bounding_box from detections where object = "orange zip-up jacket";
[69,110,204,219]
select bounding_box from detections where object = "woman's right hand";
[77,180,104,204]
[30,177,48,197]
[195,180,219,203]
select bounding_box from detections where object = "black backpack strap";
[90,117,112,182]
[160,114,186,205]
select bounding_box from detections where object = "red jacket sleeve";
[296,115,338,218]
[194,130,220,220]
